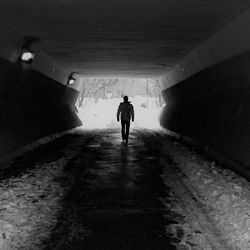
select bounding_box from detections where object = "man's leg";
[125,121,130,144]
[121,120,126,142]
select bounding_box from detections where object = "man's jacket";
[117,102,134,121]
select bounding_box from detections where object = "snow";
[0,135,84,250]
[147,130,250,249]
[1,128,250,249]
[77,97,163,130]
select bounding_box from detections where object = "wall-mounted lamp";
[67,76,76,85]
[20,49,35,64]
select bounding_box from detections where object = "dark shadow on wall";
[0,57,82,156]
[160,50,250,168]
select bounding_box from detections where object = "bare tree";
[76,78,164,108]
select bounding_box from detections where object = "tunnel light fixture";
[68,76,76,85]
[20,49,35,64]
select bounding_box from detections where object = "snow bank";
[160,134,250,249]
[0,135,84,250]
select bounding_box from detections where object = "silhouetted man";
[117,96,134,144]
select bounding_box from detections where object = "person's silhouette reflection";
[117,96,134,144]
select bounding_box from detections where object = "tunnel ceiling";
[0,0,249,77]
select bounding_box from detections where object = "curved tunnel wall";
[0,23,82,157]
[160,8,250,167]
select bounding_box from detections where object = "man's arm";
[131,105,134,122]
[117,104,121,121]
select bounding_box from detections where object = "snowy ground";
[0,133,92,250]
[0,129,250,249]
[139,130,250,249]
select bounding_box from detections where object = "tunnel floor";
[0,129,250,249]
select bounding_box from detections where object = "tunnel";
[1,1,250,249]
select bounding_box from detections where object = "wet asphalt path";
[45,129,177,249]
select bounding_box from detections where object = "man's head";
[123,96,128,102]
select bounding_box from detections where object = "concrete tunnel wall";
[160,9,250,168]
[0,23,82,157]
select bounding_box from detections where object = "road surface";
[0,129,235,249]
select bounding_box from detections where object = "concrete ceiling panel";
[0,0,249,77]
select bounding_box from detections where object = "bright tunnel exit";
[76,78,165,130]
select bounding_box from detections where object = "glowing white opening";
[21,51,34,62]
[76,79,164,130]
